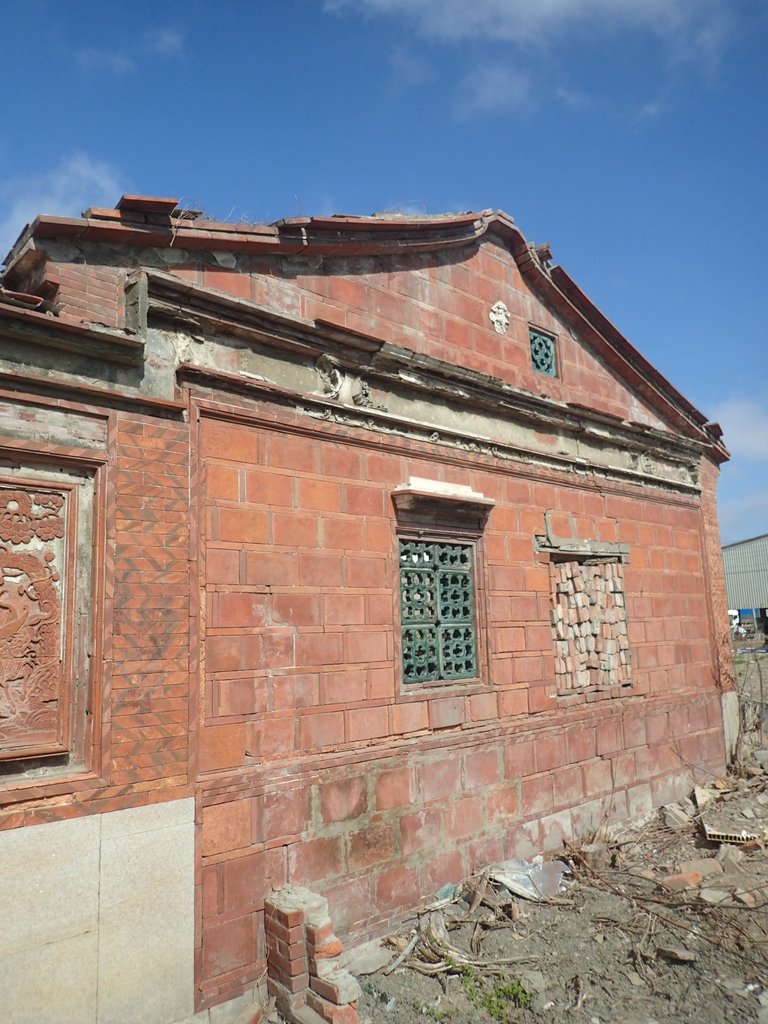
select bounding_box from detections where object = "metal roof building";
[722,532,768,610]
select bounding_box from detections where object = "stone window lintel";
[535,510,628,561]
[536,535,629,561]
[392,478,494,529]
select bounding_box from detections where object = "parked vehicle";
[729,610,748,637]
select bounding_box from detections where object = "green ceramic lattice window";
[399,539,477,684]
[529,328,557,377]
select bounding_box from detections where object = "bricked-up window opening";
[399,539,477,684]
[530,327,557,377]
[550,558,631,692]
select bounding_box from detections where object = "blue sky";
[1,0,766,543]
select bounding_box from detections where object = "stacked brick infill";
[266,886,361,1024]
[550,559,632,692]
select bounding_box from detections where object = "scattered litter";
[716,845,746,871]
[698,888,729,905]
[433,883,460,902]
[488,859,572,901]
[694,785,715,810]
[344,939,395,977]
[704,823,762,845]
[362,755,768,1024]
[657,945,697,964]
[661,804,692,830]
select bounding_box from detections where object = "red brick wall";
[198,706,723,1006]
[0,407,191,823]
[49,262,126,328]
[0,393,726,1014]
[195,405,725,1008]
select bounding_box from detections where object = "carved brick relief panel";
[0,468,97,775]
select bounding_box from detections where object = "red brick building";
[0,196,733,1024]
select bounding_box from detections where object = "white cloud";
[77,48,135,74]
[635,100,664,121]
[0,154,124,262]
[77,29,183,76]
[554,86,592,111]
[456,64,532,116]
[146,29,184,55]
[710,398,768,461]
[389,46,433,86]
[326,0,730,51]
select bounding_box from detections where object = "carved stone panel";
[0,483,75,760]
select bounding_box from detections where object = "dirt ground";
[352,744,768,1024]
[734,642,768,743]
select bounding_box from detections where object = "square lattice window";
[550,558,632,692]
[530,327,557,377]
[399,538,477,684]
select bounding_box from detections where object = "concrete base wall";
[0,799,195,1024]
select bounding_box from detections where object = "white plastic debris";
[487,859,572,901]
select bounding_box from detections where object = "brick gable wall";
[0,220,730,1017]
[169,242,667,430]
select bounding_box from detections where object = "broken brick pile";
[266,885,361,1024]
[550,559,632,691]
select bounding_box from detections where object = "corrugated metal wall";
[722,533,768,609]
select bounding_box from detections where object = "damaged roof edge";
[0,196,727,458]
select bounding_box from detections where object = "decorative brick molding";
[265,885,361,1024]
